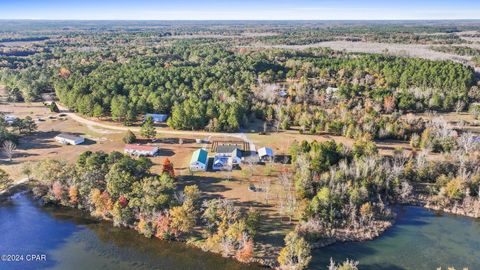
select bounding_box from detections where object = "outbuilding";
[145,113,168,123]
[258,147,274,161]
[230,148,242,165]
[190,148,208,171]
[124,144,159,157]
[55,133,85,145]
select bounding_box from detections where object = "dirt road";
[58,105,251,142]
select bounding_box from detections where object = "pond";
[0,193,263,270]
[311,206,480,269]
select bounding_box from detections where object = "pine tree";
[49,101,60,113]
[123,130,137,144]
[141,116,156,140]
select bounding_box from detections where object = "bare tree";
[278,169,296,222]
[455,100,465,114]
[458,132,479,154]
[261,178,271,204]
[246,159,255,178]
[2,140,16,162]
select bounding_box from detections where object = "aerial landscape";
[1,1,480,270]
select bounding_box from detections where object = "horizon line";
[1,18,480,21]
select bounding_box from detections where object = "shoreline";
[416,194,480,219]
[310,219,394,249]
[2,187,479,269]
[0,188,270,269]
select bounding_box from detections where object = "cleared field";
[0,102,209,180]
[255,41,472,63]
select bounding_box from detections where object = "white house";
[213,156,232,171]
[145,113,168,123]
[190,149,208,171]
[258,147,274,161]
[124,144,159,157]
[211,145,243,170]
[55,133,85,145]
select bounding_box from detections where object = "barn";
[55,133,85,145]
[124,144,159,157]
[190,148,208,171]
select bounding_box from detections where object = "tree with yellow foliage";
[278,231,311,270]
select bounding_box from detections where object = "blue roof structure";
[191,149,208,165]
[145,113,168,123]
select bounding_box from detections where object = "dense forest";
[0,21,479,137]
[1,44,478,135]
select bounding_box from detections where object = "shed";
[258,147,273,161]
[145,113,168,123]
[230,148,242,165]
[55,133,85,145]
[190,149,208,171]
[124,144,159,157]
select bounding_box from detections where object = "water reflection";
[0,193,263,270]
[311,206,480,270]
[2,193,480,270]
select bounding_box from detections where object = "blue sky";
[0,0,479,20]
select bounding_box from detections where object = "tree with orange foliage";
[68,185,79,206]
[101,191,113,212]
[236,236,254,263]
[383,95,396,113]
[162,158,175,177]
[52,181,64,201]
[59,67,71,79]
[90,189,113,217]
[155,211,174,240]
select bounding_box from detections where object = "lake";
[311,206,480,269]
[1,193,480,270]
[0,192,263,270]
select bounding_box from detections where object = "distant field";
[254,40,473,63]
